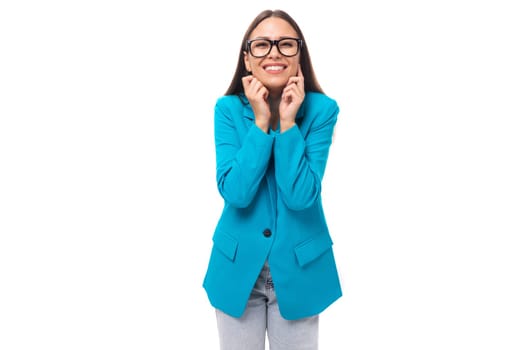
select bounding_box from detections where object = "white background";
[1,0,524,349]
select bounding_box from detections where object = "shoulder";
[305,91,337,103]
[304,92,338,106]
[300,92,339,122]
[214,94,252,123]
[215,94,248,110]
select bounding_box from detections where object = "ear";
[243,51,252,73]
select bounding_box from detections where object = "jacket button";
[263,228,272,237]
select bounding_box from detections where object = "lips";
[263,65,286,72]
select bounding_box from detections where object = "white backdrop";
[1,0,524,349]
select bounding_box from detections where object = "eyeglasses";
[246,37,302,58]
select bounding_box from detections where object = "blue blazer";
[203,92,342,320]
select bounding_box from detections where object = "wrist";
[256,119,270,133]
[279,121,295,132]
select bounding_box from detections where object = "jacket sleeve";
[273,97,339,211]
[214,98,274,208]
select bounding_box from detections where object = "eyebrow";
[251,36,298,40]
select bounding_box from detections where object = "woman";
[203,9,342,350]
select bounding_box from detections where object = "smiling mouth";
[264,65,285,72]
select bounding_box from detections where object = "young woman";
[203,9,342,350]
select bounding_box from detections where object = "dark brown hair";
[224,9,324,96]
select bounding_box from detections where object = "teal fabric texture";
[203,92,342,320]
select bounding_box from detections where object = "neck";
[268,97,281,130]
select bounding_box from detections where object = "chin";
[267,84,287,95]
[264,78,288,89]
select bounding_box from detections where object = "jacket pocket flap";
[294,234,333,267]
[213,232,238,261]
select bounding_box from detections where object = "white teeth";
[265,66,284,71]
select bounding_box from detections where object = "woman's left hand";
[279,65,305,132]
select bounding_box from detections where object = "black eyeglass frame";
[245,37,303,58]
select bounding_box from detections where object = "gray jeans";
[215,261,319,350]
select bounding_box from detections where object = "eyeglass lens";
[249,39,299,57]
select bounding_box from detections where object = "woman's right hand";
[242,75,271,132]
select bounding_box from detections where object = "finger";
[288,76,298,84]
[284,81,302,95]
[282,85,304,104]
[244,76,265,97]
[297,64,303,77]
[286,76,300,86]
[282,86,299,102]
[250,81,269,103]
[242,76,253,90]
[262,87,269,101]
[252,80,266,96]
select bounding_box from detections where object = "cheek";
[289,57,300,74]
[289,63,299,76]
[295,56,301,74]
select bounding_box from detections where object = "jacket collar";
[238,93,306,121]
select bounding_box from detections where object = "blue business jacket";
[203,92,342,320]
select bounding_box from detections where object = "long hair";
[224,9,324,96]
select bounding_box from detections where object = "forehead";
[249,17,298,39]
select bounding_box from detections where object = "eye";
[254,41,270,49]
[280,40,295,48]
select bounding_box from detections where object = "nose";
[267,43,281,58]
